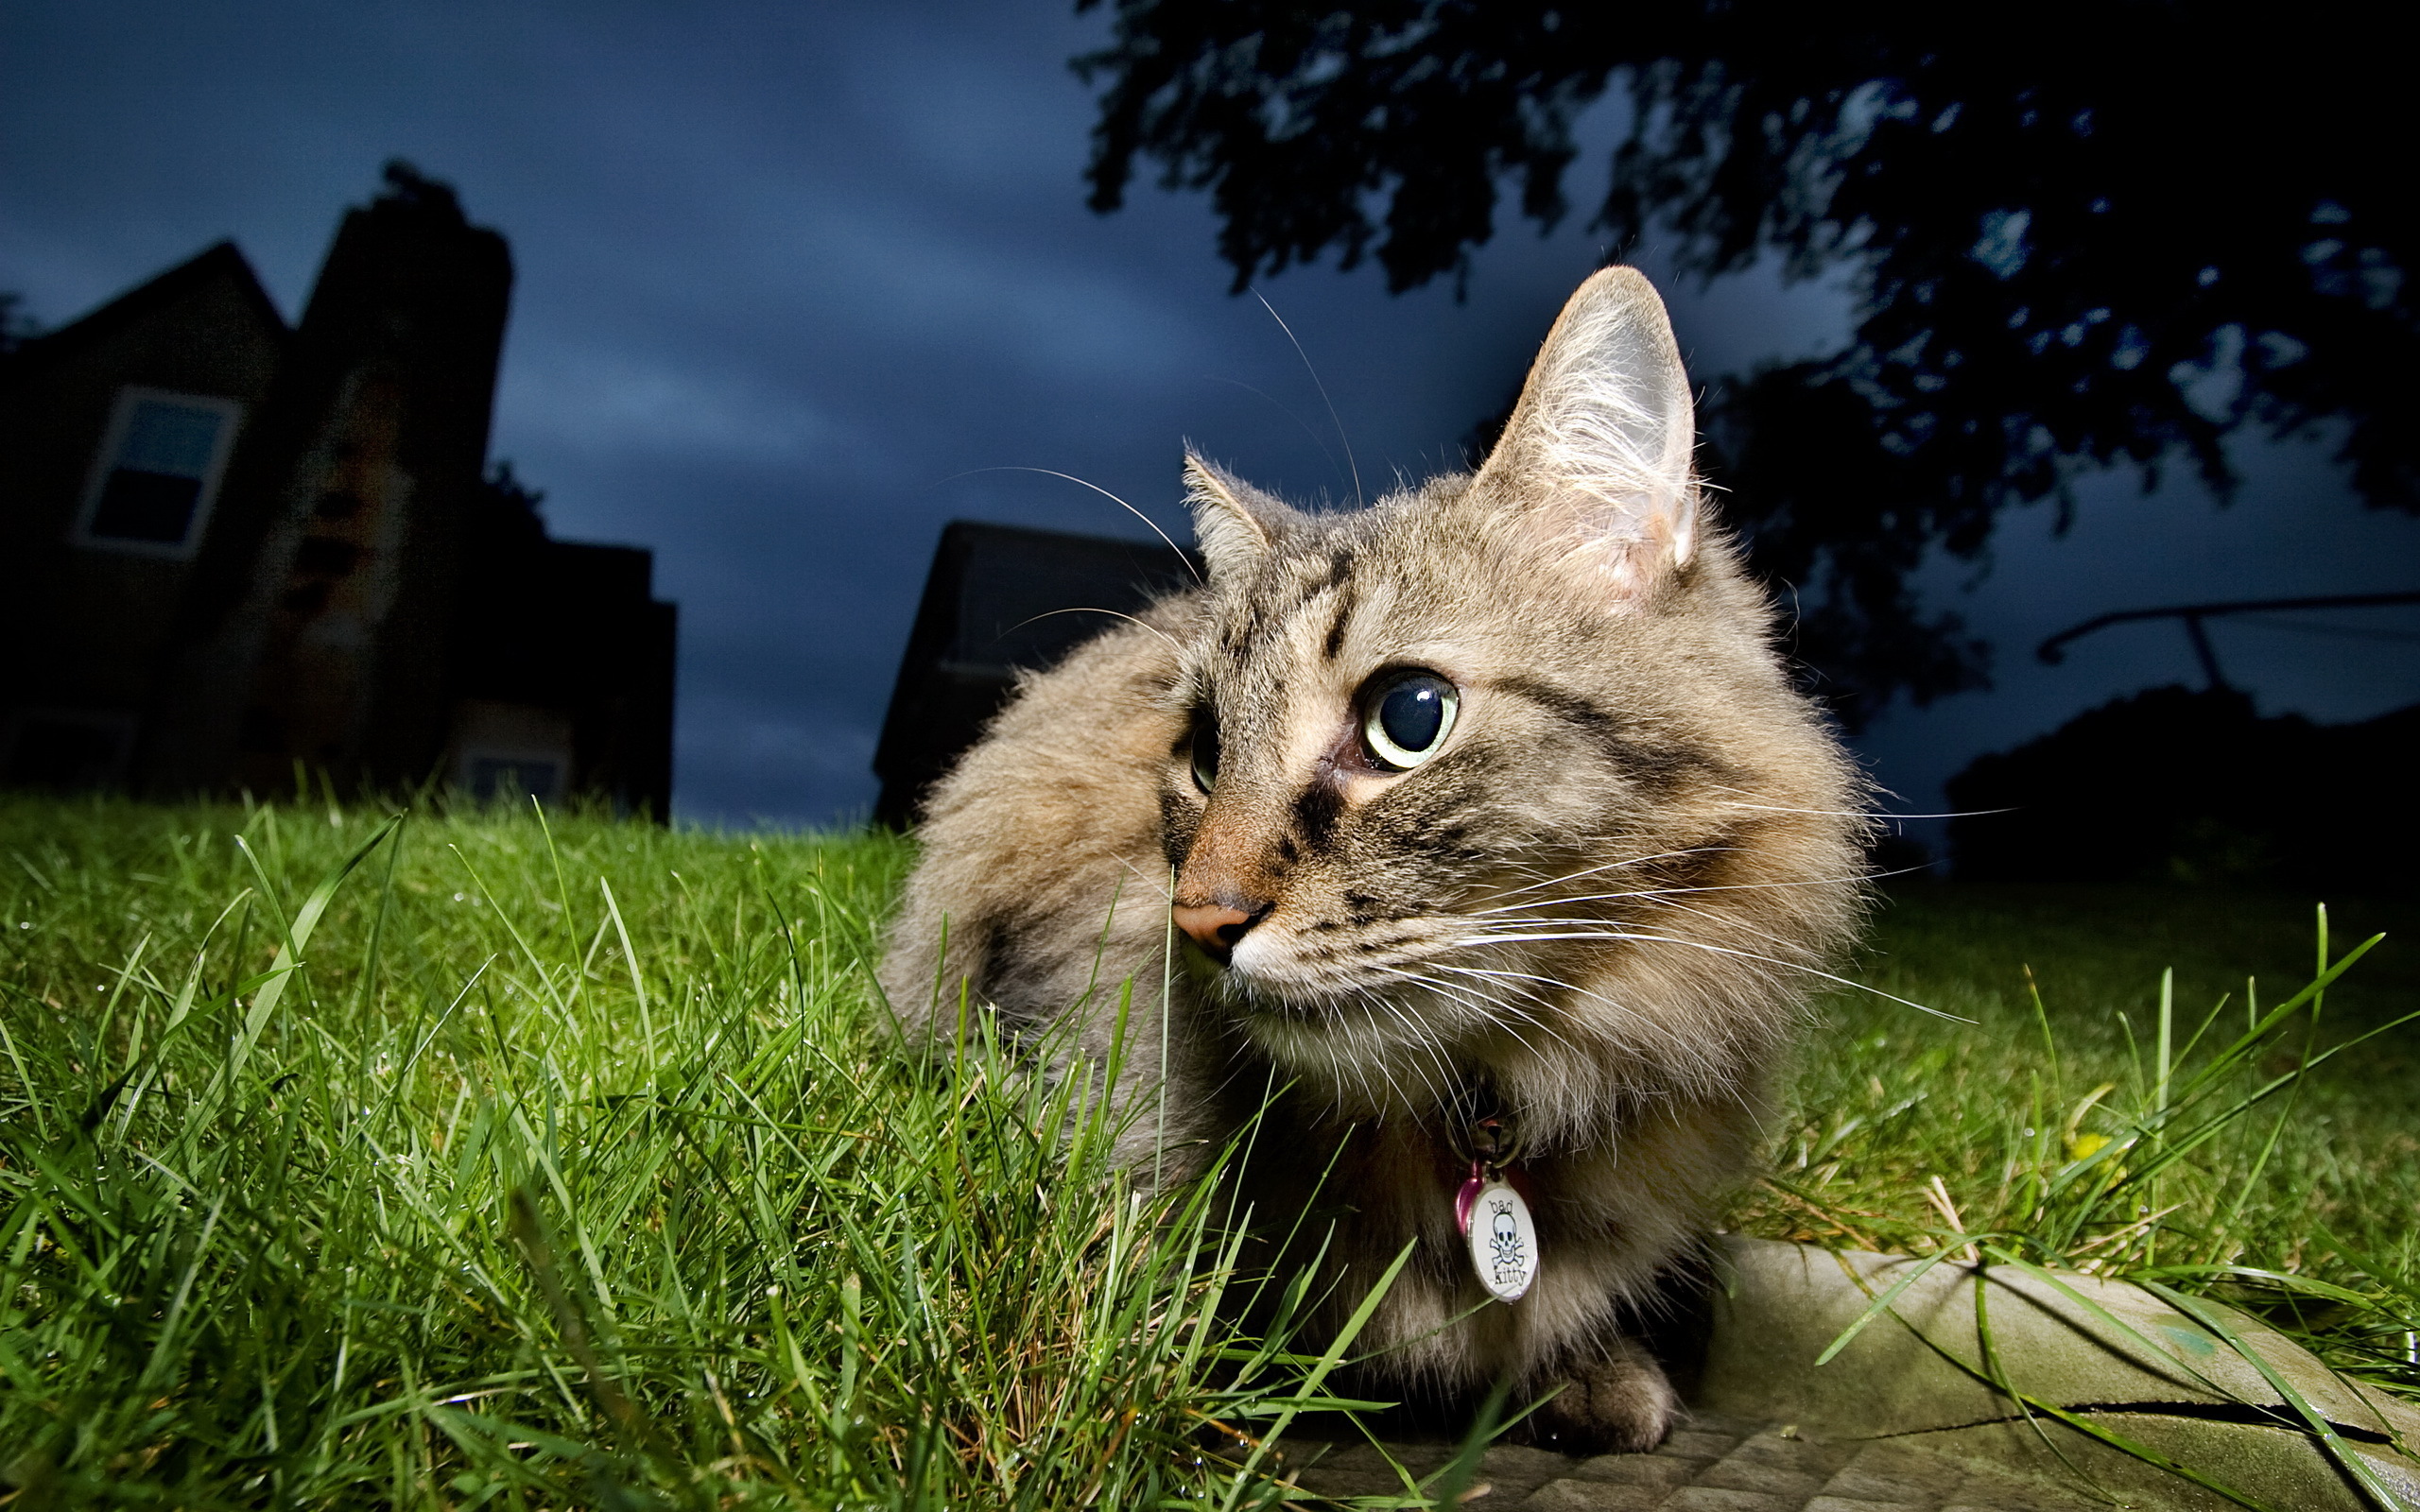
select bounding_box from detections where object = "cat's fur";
[877,267,1868,1452]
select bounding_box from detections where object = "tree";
[0,292,41,357]
[1073,2,2415,725]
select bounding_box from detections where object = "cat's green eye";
[1360,671,1460,770]
[1188,712,1220,795]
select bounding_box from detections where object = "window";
[467,755,563,803]
[449,701,576,808]
[72,387,245,558]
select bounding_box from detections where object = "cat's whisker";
[1465,888,1657,917]
[1358,932,1613,1049]
[1250,287,1363,508]
[1478,901,1817,961]
[1473,885,1858,961]
[1356,987,1462,1111]
[944,465,1203,585]
[1418,969,1586,1055]
[1427,962,1719,1075]
[1645,914,1808,969]
[1466,868,1887,918]
[1364,1005,1451,1119]
[1624,894,1847,956]
[1261,974,1456,1116]
[1478,846,1732,902]
[1005,606,1184,654]
[1451,929,1802,995]
[1704,790,1995,823]
[1427,960,1600,1021]
[1449,928,1968,1023]
[1363,961,1585,1064]
[1360,961,1506,1025]
[1111,855,1177,902]
[1204,374,1353,488]
[1357,958,1509,1032]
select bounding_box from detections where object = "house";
[873,520,1197,826]
[0,163,676,816]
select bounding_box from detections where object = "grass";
[1,795,2415,1506]
[0,796,1374,1509]
[1746,883,2420,1405]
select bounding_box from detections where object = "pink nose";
[1173,902,1263,963]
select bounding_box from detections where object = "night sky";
[9,2,2418,840]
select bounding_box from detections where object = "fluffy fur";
[877,267,1869,1452]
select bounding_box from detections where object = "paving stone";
[1318,1415,2109,1512]
[1293,1442,1386,1472]
[1727,1430,1853,1477]
[1379,1443,1458,1475]
[1947,1464,2100,1512]
[1823,1441,1968,1502]
[1692,1457,1825,1500]
[1683,1411,1773,1437]
[1287,1441,1433,1500]
[1818,1469,1942,1503]
[1661,1488,1794,1510]
[1570,1452,1700,1487]
[1480,1442,1591,1497]
[1288,1467,1414,1498]
[1941,1492,2095,1512]
[1659,1429,1742,1460]
[1942,1493,2097,1512]
[1520,1479,1669,1511]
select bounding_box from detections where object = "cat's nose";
[1172,900,1270,964]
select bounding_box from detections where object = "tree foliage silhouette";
[0,293,41,357]
[1074,1,2415,724]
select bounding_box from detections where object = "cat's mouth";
[1203,942,1493,1118]
[1185,916,1482,1029]
[1177,927,1273,994]
[1178,925,1337,1019]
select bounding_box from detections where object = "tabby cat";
[877,266,1867,1452]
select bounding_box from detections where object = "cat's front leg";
[1514,1334,1680,1454]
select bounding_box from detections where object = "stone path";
[1269,1237,2420,1509]
[1291,1412,2102,1511]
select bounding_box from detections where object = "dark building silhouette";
[1946,685,2418,894]
[873,520,1198,827]
[0,163,676,816]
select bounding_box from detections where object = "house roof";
[4,240,287,380]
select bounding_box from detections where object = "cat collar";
[1453,1109,1539,1302]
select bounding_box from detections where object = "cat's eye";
[1188,711,1220,795]
[1360,671,1460,770]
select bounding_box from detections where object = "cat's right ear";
[1184,453,1301,583]
[1471,266,1700,604]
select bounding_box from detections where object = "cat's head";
[1159,267,1865,1128]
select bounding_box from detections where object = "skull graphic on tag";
[1462,1180,1538,1301]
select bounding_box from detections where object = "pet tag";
[1458,1175,1539,1302]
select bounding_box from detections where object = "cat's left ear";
[1472,266,1699,601]
[1184,452,1304,584]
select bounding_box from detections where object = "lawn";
[1748,882,2420,1394]
[1,797,2413,1507]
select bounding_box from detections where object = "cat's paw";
[1511,1339,1680,1455]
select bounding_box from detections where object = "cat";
[876,266,1868,1452]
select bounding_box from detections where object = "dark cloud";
[8,1,2414,832]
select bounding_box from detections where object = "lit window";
[468,755,563,803]
[72,387,245,558]
[449,700,575,807]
